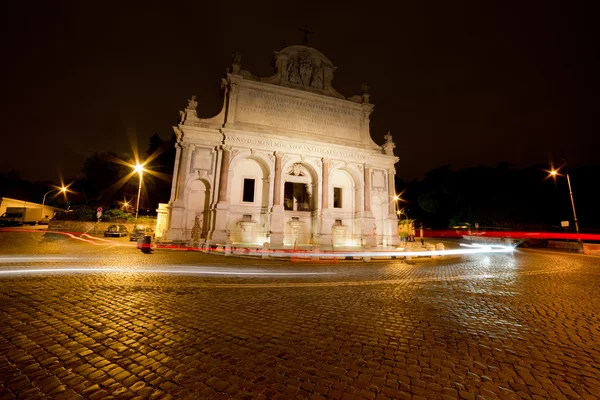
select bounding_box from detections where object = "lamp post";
[42,187,67,210]
[134,163,145,226]
[550,169,582,252]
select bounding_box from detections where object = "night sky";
[1,1,596,183]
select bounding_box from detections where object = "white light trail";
[0,267,336,276]
[270,244,515,259]
[0,256,77,263]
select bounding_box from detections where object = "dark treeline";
[397,163,600,231]
[0,134,176,215]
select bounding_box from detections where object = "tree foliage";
[399,163,600,230]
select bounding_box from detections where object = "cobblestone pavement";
[0,231,599,399]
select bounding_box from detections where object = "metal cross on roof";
[298,24,313,45]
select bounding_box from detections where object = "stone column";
[322,159,330,209]
[218,146,232,203]
[273,152,283,206]
[388,168,400,246]
[212,145,232,244]
[362,164,375,247]
[174,143,192,202]
[319,158,333,246]
[364,165,371,212]
[269,152,284,246]
[169,142,182,203]
[388,168,396,215]
[165,142,191,241]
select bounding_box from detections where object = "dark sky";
[1,1,597,183]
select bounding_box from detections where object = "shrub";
[102,209,133,222]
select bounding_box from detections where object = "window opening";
[242,178,255,202]
[333,187,342,208]
[284,182,310,211]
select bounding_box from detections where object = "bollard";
[203,240,211,253]
[262,242,270,259]
[225,241,232,256]
[141,235,153,254]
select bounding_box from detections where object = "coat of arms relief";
[286,53,324,89]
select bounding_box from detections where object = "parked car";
[518,238,549,248]
[104,224,128,237]
[130,226,154,241]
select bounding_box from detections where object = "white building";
[165,45,399,248]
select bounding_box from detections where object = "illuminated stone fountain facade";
[165,45,399,248]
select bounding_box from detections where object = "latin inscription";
[227,136,370,160]
[236,88,361,140]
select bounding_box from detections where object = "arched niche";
[186,179,211,238]
[329,169,357,214]
[281,161,318,212]
[230,158,270,208]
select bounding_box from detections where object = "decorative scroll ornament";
[288,163,308,176]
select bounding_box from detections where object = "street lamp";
[549,168,583,252]
[42,186,67,208]
[133,163,145,225]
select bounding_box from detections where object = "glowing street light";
[133,163,146,225]
[393,195,404,219]
[549,167,582,252]
[40,186,67,221]
[42,186,67,208]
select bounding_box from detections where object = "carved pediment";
[256,45,345,99]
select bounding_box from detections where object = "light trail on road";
[268,244,515,259]
[0,267,337,277]
[0,256,78,263]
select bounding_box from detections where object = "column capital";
[322,157,331,164]
[274,151,284,158]
[221,145,232,152]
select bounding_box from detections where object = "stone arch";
[329,164,362,213]
[228,151,273,208]
[185,178,211,239]
[280,157,320,211]
[229,150,272,178]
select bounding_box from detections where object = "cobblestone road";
[0,231,599,399]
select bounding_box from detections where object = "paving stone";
[1,239,599,400]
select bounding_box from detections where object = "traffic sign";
[97,207,103,213]
[561,221,569,227]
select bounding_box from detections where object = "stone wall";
[48,220,154,235]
